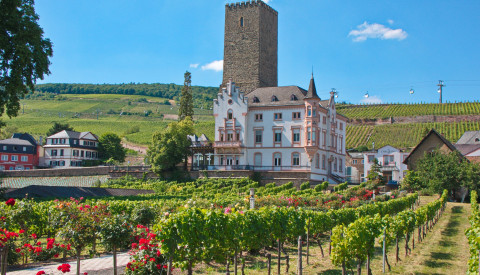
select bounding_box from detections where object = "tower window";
[240,17,244,27]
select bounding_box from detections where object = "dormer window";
[476,138,480,142]
[271,95,278,102]
[253,96,260,103]
[290,94,297,101]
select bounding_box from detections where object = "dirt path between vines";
[121,139,147,155]
[387,201,471,275]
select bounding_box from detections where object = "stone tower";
[222,1,278,94]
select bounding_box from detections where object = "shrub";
[300,181,310,190]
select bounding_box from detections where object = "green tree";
[367,158,384,183]
[0,123,16,140]
[178,71,194,121]
[147,117,194,173]
[0,0,53,118]
[98,132,126,163]
[415,150,480,198]
[46,122,74,137]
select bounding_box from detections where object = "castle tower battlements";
[222,0,278,94]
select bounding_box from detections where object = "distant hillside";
[35,83,219,109]
[337,102,480,120]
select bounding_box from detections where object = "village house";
[43,130,99,168]
[0,133,41,170]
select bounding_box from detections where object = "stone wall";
[0,166,109,177]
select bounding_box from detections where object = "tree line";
[35,83,219,109]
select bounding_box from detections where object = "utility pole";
[437,80,445,104]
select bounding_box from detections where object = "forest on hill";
[35,83,219,109]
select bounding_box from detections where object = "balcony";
[214,141,242,148]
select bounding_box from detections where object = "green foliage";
[300,181,310,190]
[334,182,348,192]
[414,150,480,196]
[178,71,194,121]
[35,81,218,109]
[321,181,329,191]
[467,190,480,274]
[0,124,17,140]
[367,158,384,182]
[46,122,74,137]
[0,0,53,118]
[98,132,126,163]
[147,117,194,173]
[401,170,422,191]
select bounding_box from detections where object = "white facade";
[43,130,99,168]
[213,79,347,184]
[363,146,409,183]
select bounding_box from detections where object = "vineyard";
[0,177,454,275]
[337,102,480,119]
[346,120,480,149]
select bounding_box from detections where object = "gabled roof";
[47,130,98,141]
[456,131,480,144]
[0,133,37,146]
[199,134,210,142]
[403,129,457,164]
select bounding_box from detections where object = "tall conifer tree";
[178,71,194,121]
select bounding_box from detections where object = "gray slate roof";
[455,144,480,155]
[5,185,154,198]
[48,130,98,140]
[0,133,37,146]
[456,131,480,145]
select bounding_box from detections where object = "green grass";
[4,94,215,145]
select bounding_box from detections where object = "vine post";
[297,235,303,275]
[306,223,310,265]
[277,240,281,275]
[167,256,173,275]
[267,253,271,275]
[382,228,386,273]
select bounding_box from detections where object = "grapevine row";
[331,190,448,274]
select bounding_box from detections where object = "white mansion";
[213,78,347,183]
[43,130,99,168]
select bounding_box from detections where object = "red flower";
[57,263,71,273]
[36,271,46,275]
[31,233,37,239]
[5,198,15,206]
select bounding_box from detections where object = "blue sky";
[35,0,480,104]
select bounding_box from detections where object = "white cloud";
[387,19,394,25]
[360,95,382,104]
[263,0,271,3]
[348,21,407,42]
[201,60,223,72]
[189,63,199,69]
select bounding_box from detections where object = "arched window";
[315,153,320,168]
[290,94,297,101]
[227,109,233,120]
[253,96,260,103]
[271,95,278,102]
[475,138,480,142]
